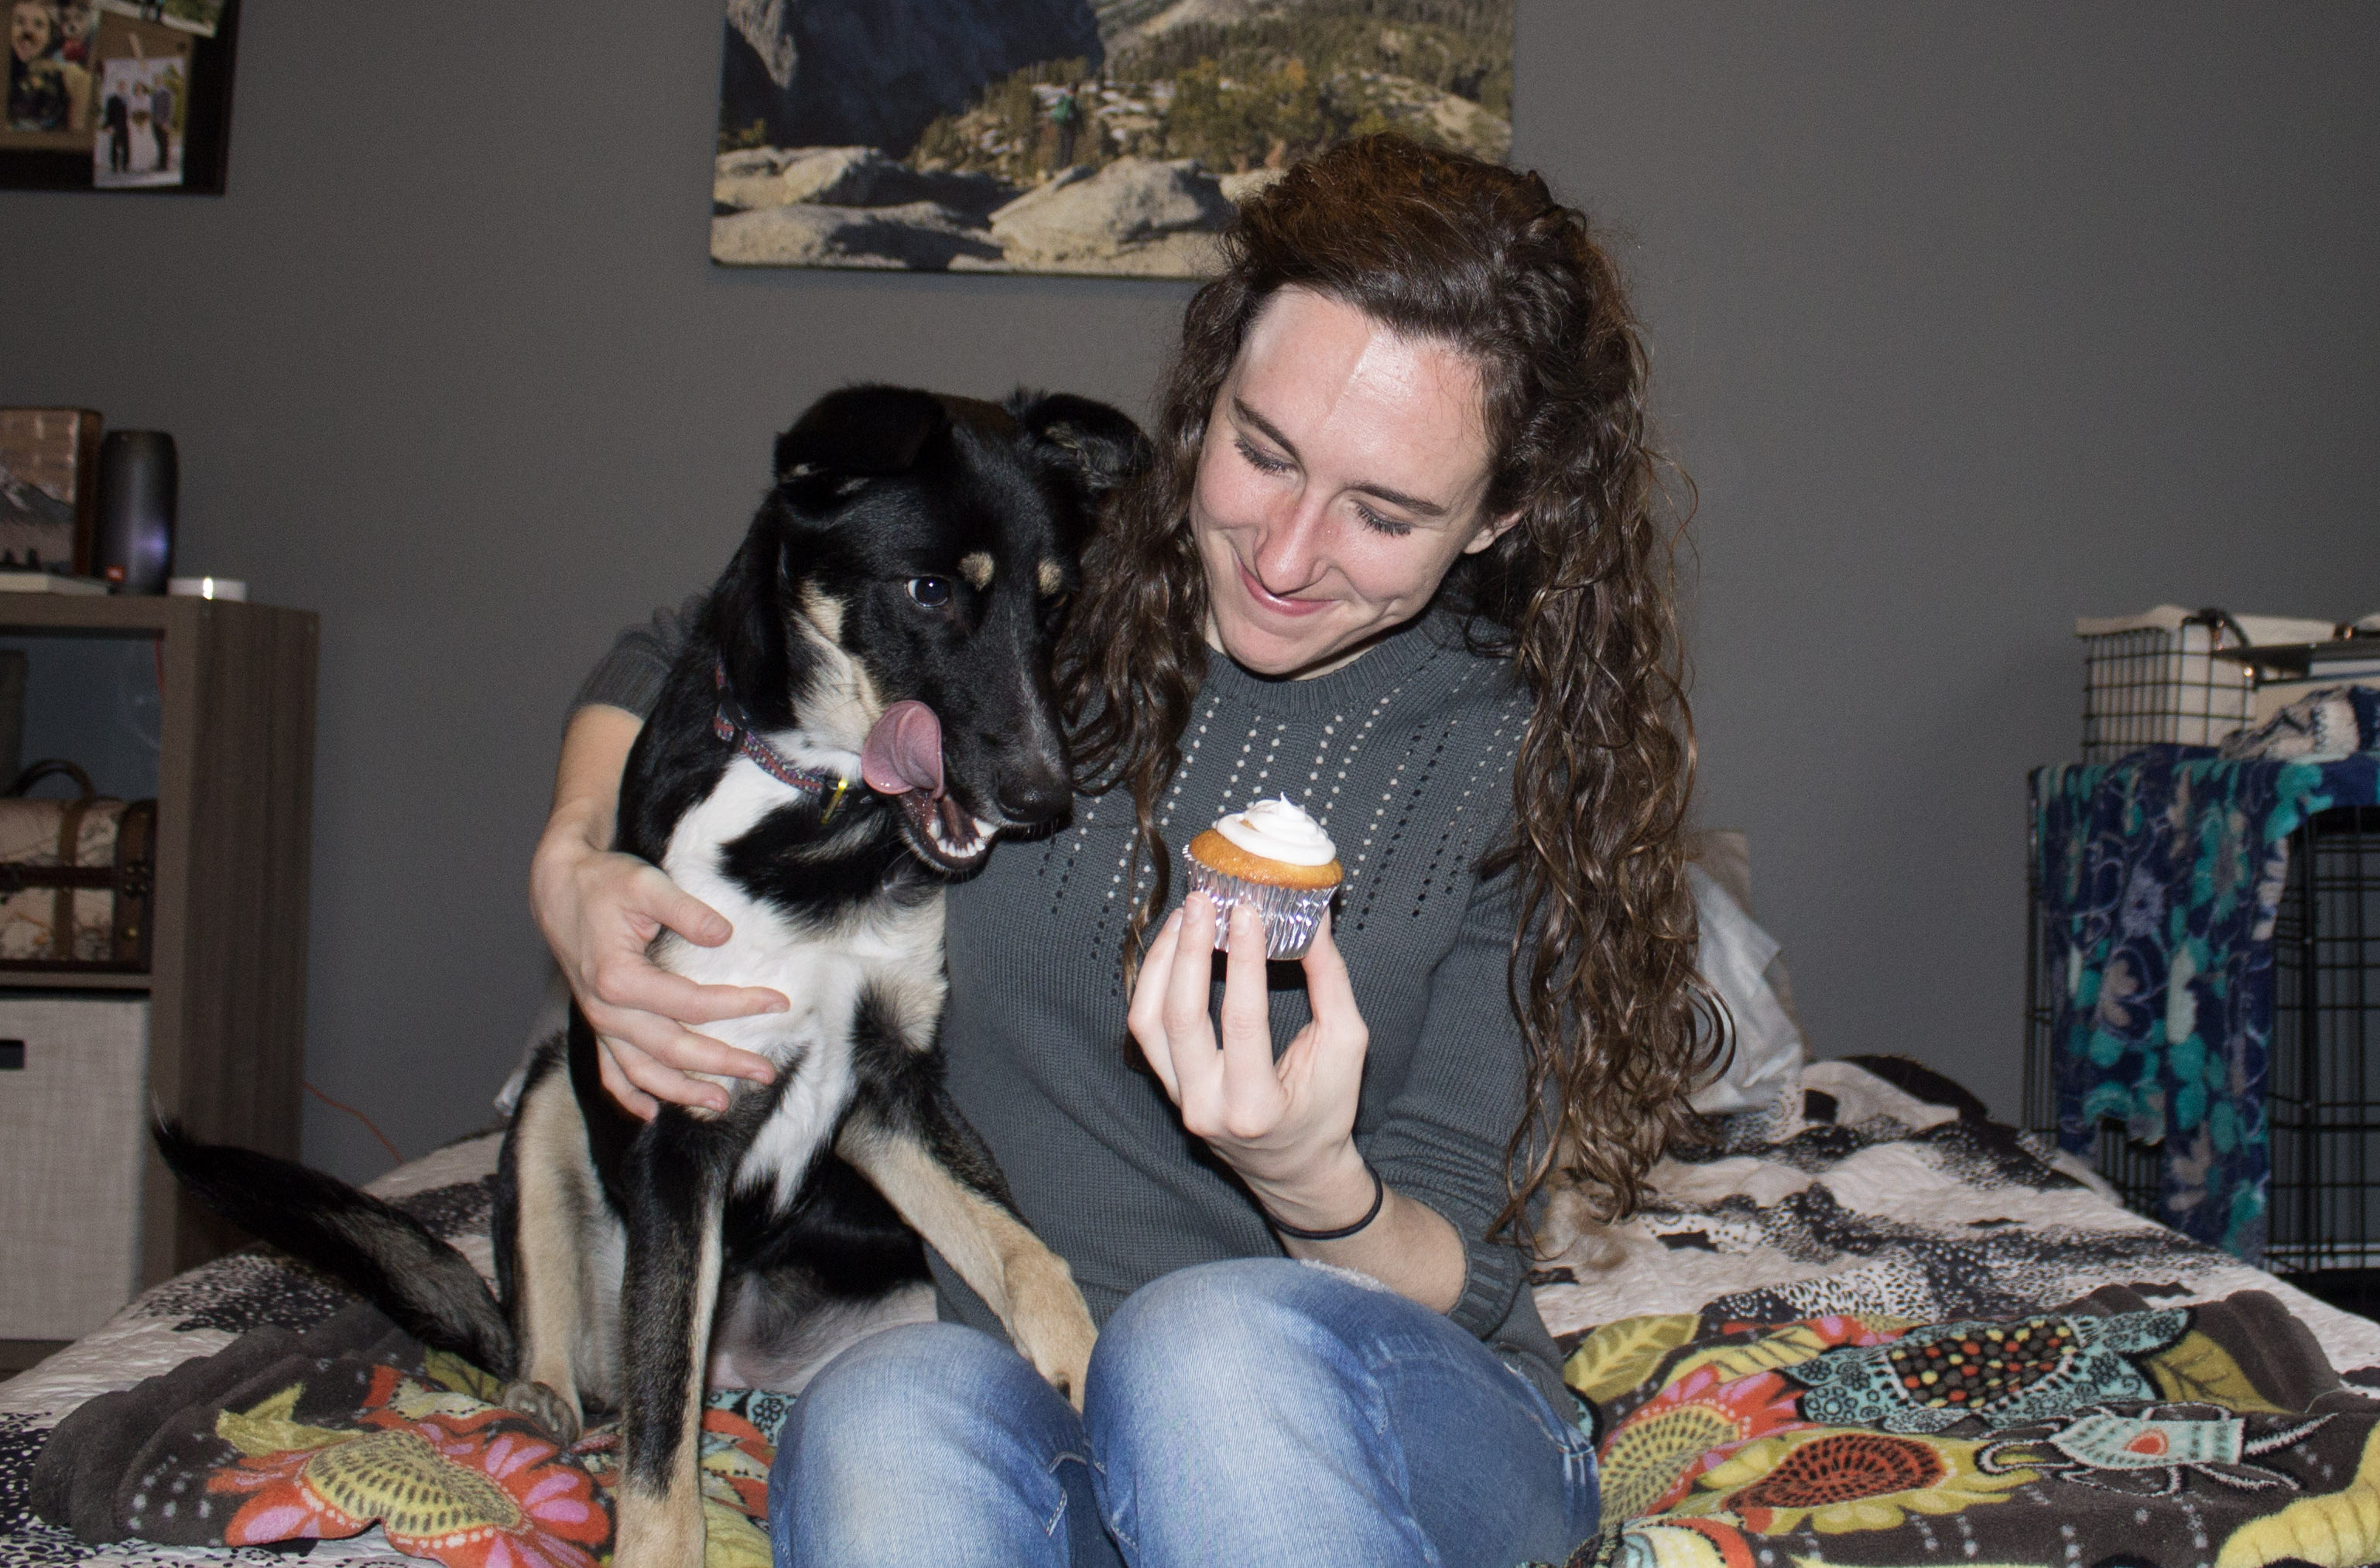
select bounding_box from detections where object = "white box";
[0,995,149,1340]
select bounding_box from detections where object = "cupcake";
[1183,797,1343,959]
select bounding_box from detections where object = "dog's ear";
[1005,390,1152,501]
[772,385,953,502]
[712,386,947,725]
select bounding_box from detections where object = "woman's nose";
[1251,498,1329,591]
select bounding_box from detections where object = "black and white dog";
[160,385,1145,1566]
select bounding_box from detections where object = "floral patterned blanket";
[1,1135,511,1566]
[8,1060,2380,1566]
[1546,1286,2380,1568]
[2031,689,2380,1261]
[26,1300,783,1568]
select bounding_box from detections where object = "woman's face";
[1191,286,1510,681]
[12,2,55,64]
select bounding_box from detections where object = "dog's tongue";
[860,701,945,799]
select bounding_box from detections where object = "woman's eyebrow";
[1231,396,1450,518]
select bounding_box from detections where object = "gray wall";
[4,5,2375,1181]
[1561,5,2380,1121]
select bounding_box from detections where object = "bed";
[7,1052,2380,1568]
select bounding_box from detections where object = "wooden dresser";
[0,594,315,1359]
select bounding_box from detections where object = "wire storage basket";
[2077,607,2255,763]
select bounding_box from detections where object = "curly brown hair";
[1056,135,1723,1233]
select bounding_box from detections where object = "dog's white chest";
[658,759,947,1207]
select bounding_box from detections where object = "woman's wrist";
[1269,1164,1384,1241]
[1246,1140,1378,1238]
[529,808,606,919]
[529,793,628,971]
[535,803,610,864]
[533,822,587,878]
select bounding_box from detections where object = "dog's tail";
[153,1120,517,1378]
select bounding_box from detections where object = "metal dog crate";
[2026,804,2380,1312]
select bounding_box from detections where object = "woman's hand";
[1128,890,1467,1311]
[531,705,784,1121]
[1125,892,1375,1231]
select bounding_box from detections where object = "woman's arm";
[1344,864,1549,1340]
[529,704,785,1118]
[1127,895,1467,1313]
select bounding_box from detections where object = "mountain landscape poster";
[712,0,1514,277]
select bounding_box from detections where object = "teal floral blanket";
[2032,689,2380,1260]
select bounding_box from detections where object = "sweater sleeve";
[1357,861,1539,1342]
[568,591,705,722]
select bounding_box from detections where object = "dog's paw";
[1005,1257,1098,1412]
[503,1378,584,1445]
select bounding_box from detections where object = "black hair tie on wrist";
[1267,1162,1386,1242]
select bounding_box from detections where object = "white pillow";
[1686,863,1807,1114]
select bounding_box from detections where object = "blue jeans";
[769,1258,1600,1566]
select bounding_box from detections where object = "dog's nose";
[996,763,1071,823]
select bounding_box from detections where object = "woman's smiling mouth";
[1236,557,1330,617]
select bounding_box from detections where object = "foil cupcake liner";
[1183,851,1337,960]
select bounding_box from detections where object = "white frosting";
[1212,796,1337,866]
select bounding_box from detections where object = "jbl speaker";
[94,430,177,594]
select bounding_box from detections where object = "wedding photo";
[91,49,180,185]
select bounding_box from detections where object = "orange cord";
[302,1080,406,1166]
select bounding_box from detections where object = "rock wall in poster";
[712,0,1515,279]
[722,0,1104,156]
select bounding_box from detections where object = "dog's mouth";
[897,790,1001,872]
[862,700,1003,874]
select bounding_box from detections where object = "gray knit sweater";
[575,604,1573,1412]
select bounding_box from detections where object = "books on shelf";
[0,572,107,595]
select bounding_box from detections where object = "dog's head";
[711,385,1147,874]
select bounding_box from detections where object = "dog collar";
[711,662,855,821]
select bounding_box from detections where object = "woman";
[533,135,1714,1566]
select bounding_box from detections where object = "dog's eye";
[907,577,952,608]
